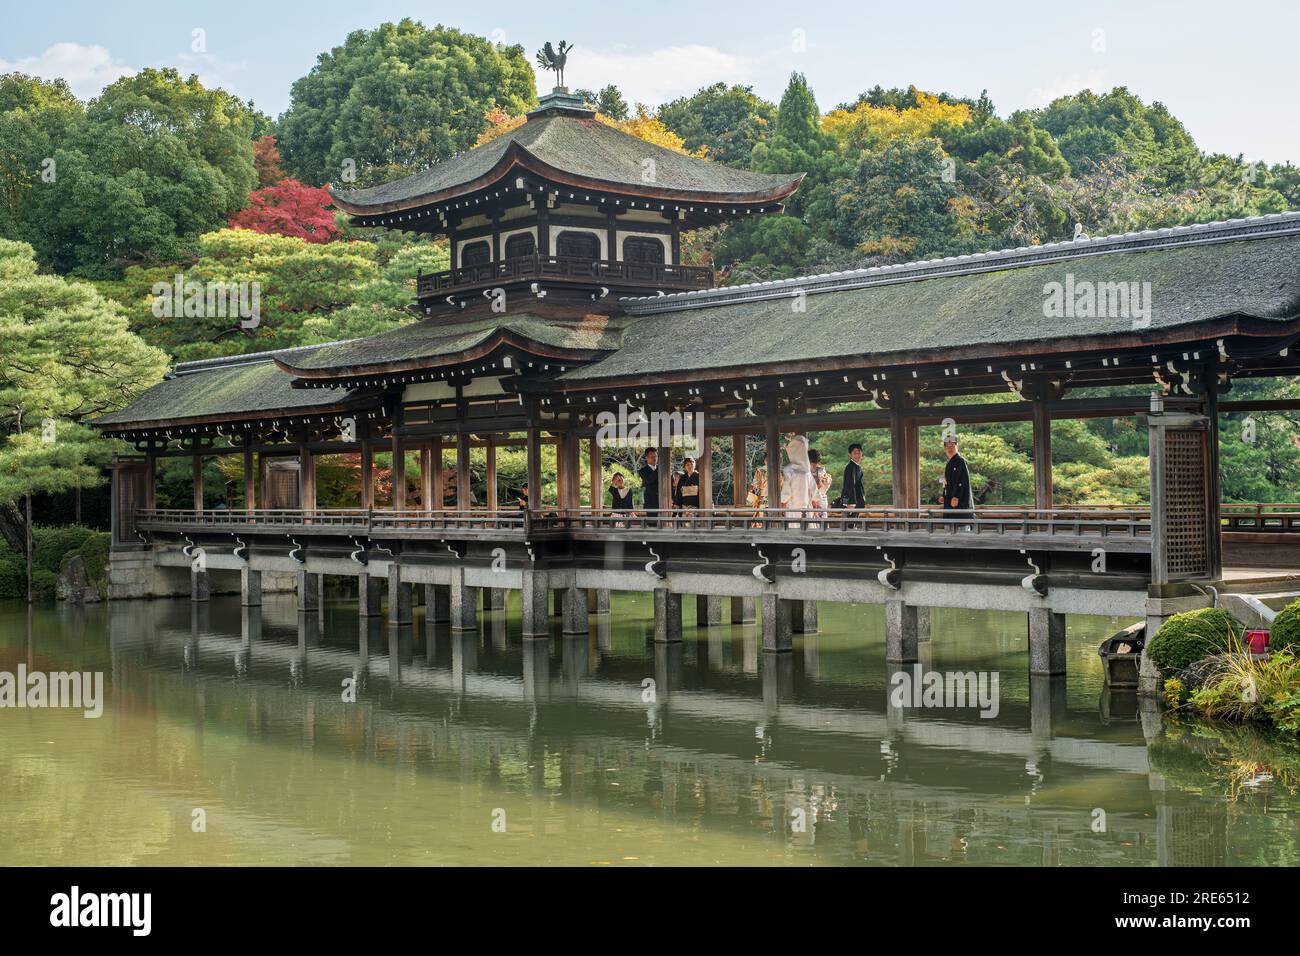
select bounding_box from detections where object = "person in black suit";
[942,435,973,516]
[840,442,866,509]
[638,449,660,513]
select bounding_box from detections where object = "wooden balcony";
[416,253,713,299]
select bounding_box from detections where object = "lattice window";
[1162,429,1208,578]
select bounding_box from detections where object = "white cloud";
[545,44,757,108]
[172,51,250,97]
[0,42,134,100]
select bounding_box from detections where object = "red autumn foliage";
[252,135,285,187]
[229,178,340,243]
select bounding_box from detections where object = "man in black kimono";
[942,435,973,517]
[840,442,866,509]
[638,449,660,513]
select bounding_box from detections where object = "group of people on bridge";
[604,433,974,519]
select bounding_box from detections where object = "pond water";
[1,592,1297,866]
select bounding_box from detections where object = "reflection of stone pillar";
[731,596,756,624]
[654,588,682,643]
[240,605,261,644]
[762,653,794,712]
[791,600,818,634]
[358,572,383,617]
[654,641,684,696]
[762,593,792,652]
[522,636,549,700]
[451,629,477,690]
[521,570,549,637]
[1029,674,1067,740]
[295,570,318,612]
[562,634,588,694]
[562,586,589,635]
[696,594,723,626]
[885,601,919,663]
[191,569,210,603]
[240,567,261,607]
[802,631,820,678]
[1028,608,1066,676]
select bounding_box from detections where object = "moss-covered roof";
[95,347,369,429]
[329,108,802,214]
[561,221,1300,383]
[278,312,625,379]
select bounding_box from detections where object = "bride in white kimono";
[779,435,819,528]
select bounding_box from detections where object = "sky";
[4,0,1297,165]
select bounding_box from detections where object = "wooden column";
[360,437,373,509]
[889,407,919,509]
[486,437,498,510]
[391,434,405,511]
[561,431,582,511]
[589,438,602,509]
[456,432,472,509]
[658,442,672,515]
[420,444,433,510]
[242,448,255,513]
[765,409,781,511]
[732,434,746,506]
[431,436,444,508]
[698,432,712,508]
[192,454,204,511]
[537,202,550,256]
[1032,398,1052,510]
[144,454,157,511]
[299,444,316,515]
[1205,377,1223,580]
[526,422,542,510]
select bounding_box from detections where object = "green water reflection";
[1,592,1297,866]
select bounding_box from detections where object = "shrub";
[1271,599,1300,655]
[1147,607,1242,672]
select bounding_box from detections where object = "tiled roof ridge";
[169,340,361,377]
[623,210,1300,315]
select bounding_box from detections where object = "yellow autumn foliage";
[823,87,971,150]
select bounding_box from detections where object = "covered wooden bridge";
[94,90,1300,675]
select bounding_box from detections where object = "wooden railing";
[136,505,1153,544]
[416,253,713,298]
[1220,502,1300,532]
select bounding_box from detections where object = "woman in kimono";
[779,436,819,528]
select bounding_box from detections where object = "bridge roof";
[276,310,624,384]
[94,345,372,431]
[557,213,1300,385]
[328,102,803,218]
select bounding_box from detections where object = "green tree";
[278,21,536,187]
[0,238,167,596]
[576,84,629,121]
[658,83,776,166]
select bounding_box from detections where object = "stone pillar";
[791,600,818,634]
[695,594,722,626]
[484,587,507,611]
[240,567,262,607]
[450,569,477,631]
[552,588,565,617]
[885,601,919,663]
[521,570,549,638]
[562,586,589,635]
[358,572,383,617]
[296,570,318,612]
[387,570,412,625]
[653,588,682,643]
[1028,608,1067,676]
[191,568,210,603]
[916,606,932,642]
[594,589,611,614]
[761,593,792,652]
[731,596,756,624]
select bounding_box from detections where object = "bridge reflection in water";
[84,591,1290,867]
